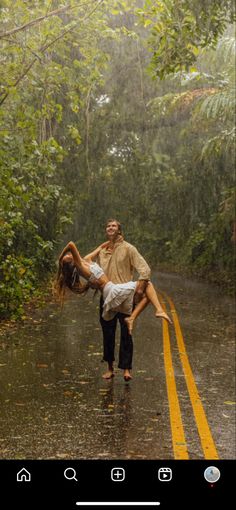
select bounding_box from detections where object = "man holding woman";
[56,218,171,382]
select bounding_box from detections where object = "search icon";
[64,467,78,481]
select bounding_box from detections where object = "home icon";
[17,468,31,482]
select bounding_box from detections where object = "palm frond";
[201,126,235,160]
[196,87,235,121]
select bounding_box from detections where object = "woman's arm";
[58,242,72,265]
[84,241,109,262]
[59,241,83,269]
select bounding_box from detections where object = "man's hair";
[106,218,122,234]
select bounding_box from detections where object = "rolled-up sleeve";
[129,246,151,280]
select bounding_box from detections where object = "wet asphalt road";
[0,272,235,460]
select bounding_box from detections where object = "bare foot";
[155,311,172,324]
[124,369,132,382]
[102,371,114,380]
[125,317,134,335]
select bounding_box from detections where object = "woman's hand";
[100,241,110,249]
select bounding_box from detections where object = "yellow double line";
[158,291,219,460]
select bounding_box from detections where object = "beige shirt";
[98,239,151,284]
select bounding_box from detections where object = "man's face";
[106,221,120,240]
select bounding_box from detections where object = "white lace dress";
[102,281,137,321]
[88,262,137,321]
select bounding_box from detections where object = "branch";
[0,1,96,39]
[26,46,44,63]
[0,0,104,107]
[40,0,104,54]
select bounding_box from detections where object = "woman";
[55,241,172,336]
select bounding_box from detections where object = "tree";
[137,0,235,78]
[0,0,110,318]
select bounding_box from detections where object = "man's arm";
[129,246,151,302]
[129,246,151,280]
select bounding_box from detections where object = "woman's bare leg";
[125,296,149,334]
[125,283,171,334]
[145,282,172,324]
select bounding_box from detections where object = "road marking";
[158,295,189,460]
[162,292,219,460]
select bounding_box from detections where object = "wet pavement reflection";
[0,272,235,459]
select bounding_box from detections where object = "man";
[98,219,151,382]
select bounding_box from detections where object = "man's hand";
[134,280,148,304]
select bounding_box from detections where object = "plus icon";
[111,467,125,482]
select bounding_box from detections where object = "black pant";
[100,297,133,370]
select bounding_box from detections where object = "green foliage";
[183,207,234,290]
[137,0,235,79]
[0,132,66,318]
[0,1,234,321]
[0,255,36,319]
[72,24,234,291]
[0,0,112,318]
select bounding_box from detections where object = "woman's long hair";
[53,260,89,305]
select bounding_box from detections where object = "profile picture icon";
[204,466,220,483]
